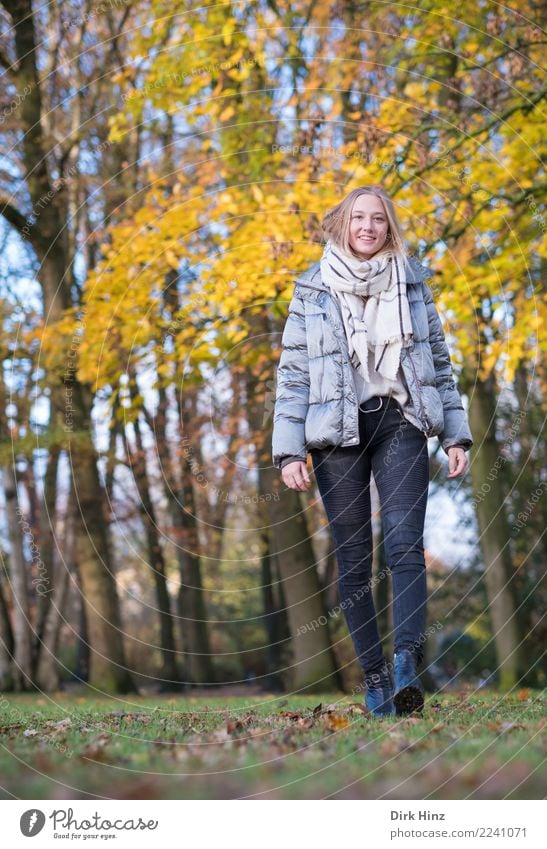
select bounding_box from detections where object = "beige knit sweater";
[352,347,409,409]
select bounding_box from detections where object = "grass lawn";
[0,687,544,800]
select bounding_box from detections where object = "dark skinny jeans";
[310,395,429,675]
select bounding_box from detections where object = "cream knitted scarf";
[319,240,413,382]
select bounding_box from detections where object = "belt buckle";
[360,395,384,413]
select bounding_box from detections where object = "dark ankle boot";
[393,649,424,715]
[364,664,395,717]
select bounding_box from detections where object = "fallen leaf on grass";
[323,713,351,732]
[102,712,151,724]
[486,720,525,735]
[277,713,315,729]
[211,728,232,743]
[81,743,111,763]
[344,702,368,716]
[500,721,525,733]
[278,702,361,731]
[294,717,315,729]
[271,729,299,754]
[380,731,428,755]
[399,715,423,725]
[80,731,111,761]
[226,713,256,735]
[44,718,72,733]
[245,726,271,739]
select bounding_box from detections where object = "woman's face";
[348,194,389,259]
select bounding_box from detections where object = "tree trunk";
[259,530,288,691]
[1,0,134,693]
[260,470,340,692]
[64,381,135,692]
[154,272,215,685]
[468,376,523,689]
[245,342,339,692]
[32,444,60,680]
[130,412,183,689]
[2,460,33,690]
[0,566,14,690]
[154,385,215,685]
[34,487,73,691]
[510,362,547,685]
[74,566,90,684]
[175,456,215,685]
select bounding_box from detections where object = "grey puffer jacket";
[272,256,473,469]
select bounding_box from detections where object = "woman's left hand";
[447,446,469,478]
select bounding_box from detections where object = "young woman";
[271,186,473,717]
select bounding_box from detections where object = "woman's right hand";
[281,460,311,491]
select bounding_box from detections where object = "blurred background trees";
[0,0,544,694]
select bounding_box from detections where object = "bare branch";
[0,194,28,235]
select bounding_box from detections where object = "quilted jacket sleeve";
[279,454,306,470]
[422,281,473,454]
[271,293,310,469]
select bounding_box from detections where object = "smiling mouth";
[359,236,376,241]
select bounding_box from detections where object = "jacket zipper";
[329,296,360,445]
[308,285,362,445]
[404,348,431,432]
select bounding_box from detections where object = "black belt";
[359,395,397,414]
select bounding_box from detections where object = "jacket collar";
[293,255,433,299]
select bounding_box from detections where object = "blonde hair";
[321,186,410,267]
